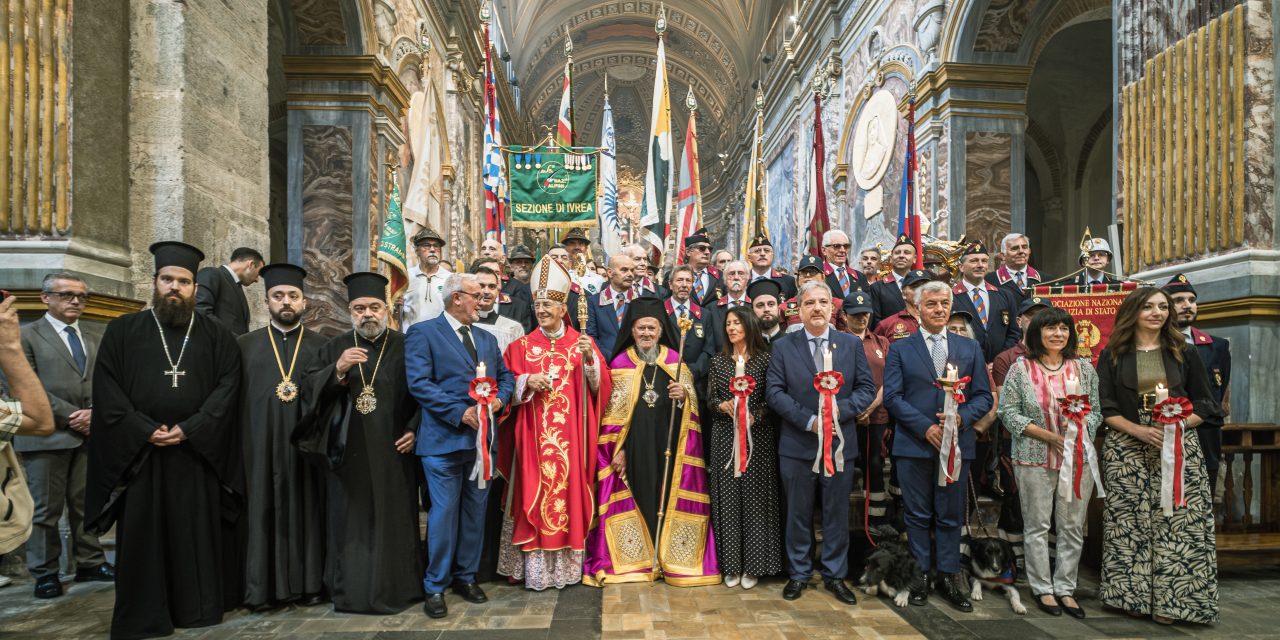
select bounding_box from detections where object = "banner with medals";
[1032,282,1137,364]
[508,145,599,228]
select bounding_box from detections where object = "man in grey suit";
[195,247,263,336]
[17,273,113,598]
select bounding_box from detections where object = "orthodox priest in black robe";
[237,264,327,610]
[294,272,423,614]
[86,241,243,640]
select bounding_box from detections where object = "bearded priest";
[495,256,611,591]
[583,296,719,586]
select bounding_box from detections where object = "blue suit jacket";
[765,329,876,463]
[883,331,993,460]
[406,314,515,456]
[585,290,626,357]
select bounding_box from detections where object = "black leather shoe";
[450,582,487,603]
[823,579,858,605]
[423,593,447,618]
[1036,594,1062,616]
[34,575,63,599]
[782,579,807,600]
[1056,595,1085,619]
[300,593,325,607]
[907,572,929,606]
[74,563,115,582]
[936,573,973,612]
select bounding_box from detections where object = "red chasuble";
[497,324,612,553]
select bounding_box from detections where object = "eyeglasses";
[45,291,90,303]
[825,243,851,250]
[454,291,483,300]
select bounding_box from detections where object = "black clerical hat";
[344,272,389,302]
[261,263,307,292]
[1162,273,1197,297]
[746,278,783,302]
[149,241,204,276]
[611,295,679,361]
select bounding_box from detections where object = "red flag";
[805,93,830,257]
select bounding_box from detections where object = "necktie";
[929,334,947,378]
[1014,271,1025,288]
[678,304,687,320]
[971,288,988,326]
[837,269,850,296]
[615,292,628,324]
[694,272,707,300]
[459,325,478,364]
[64,326,86,375]
[811,336,825,371]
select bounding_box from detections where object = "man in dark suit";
[821,229,869,300]
[950,242,1022,362]
[406,273,515,618]
[17,273,113,598]
[1165,274,1231,490]
[585,253,638,357]
[747,234,798,300]
[985,233,1043,299]
[704,260,752,348]
[884,280,993,611]
[1070,236,1120,287]
[624,244,670,299]
[766,281,876,605]
[664,265,714,380]
[195,247,263,336]
[870,234,918,327]
[675,229,722,307]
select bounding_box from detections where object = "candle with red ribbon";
[469,375,499,488]
[812,371,845,476]
[1153,395,1194,516]
[730,374,756,477]
[1056,393,1104,501]
[935,369,966,486]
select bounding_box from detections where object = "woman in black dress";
[707,307,782,588]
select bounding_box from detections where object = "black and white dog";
[965,536,1026,614]
[856,541,920,607]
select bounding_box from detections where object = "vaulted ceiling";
[496,1,782,189]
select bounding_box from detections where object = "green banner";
[508,146,598,228]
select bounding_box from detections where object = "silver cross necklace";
[151,309,194,388]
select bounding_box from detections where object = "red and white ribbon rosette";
[936,376,970,486]
[1056,395,1105,501]
[729,375,756,477]
[812,371,846,476]
[468,376,498,488]
[1154,396,1194,516]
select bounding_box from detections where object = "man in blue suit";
[585,253,637,357]
[405,273,515,619]
[884,280,993,612]
[766,281,876,605]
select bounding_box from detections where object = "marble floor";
[0,566,1277,639]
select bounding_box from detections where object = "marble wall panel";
[964,132,1012,253]
[935,131,951,239]
[1117,0,1246,85]
[290,0,348,47]
[766,137,796,269]
[974,0,1040,53]
[301,125,355,337]
[1243,0,1274,246]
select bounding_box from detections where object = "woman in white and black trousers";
[997,307,1101,618]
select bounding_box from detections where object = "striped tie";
[972,288,988,326]
[694,272,707,300]
[615,292,628,324]
[837,269,850,296]
[1014,271,1025,288]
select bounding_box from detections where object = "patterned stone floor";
[1,565,1278,638]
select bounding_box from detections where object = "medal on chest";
[269,324,305,403]
[353,330,390,415]
[641,364,661,408]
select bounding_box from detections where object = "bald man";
[584,254,638,356]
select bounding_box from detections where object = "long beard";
[636,344,660,364]
[354,316,388,340]
[759,315,779,331]
[151,290,194,326]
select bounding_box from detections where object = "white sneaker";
[0,575,11,588]
[741,574,758,589]
[724,574,740,588]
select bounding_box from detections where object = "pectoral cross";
[165,367,186,388]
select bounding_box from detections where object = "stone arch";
[275,0,369,55]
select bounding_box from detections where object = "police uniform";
[951,243,1022,363]
[1163,274,1231,490]
[746,234,798,300]
[984,264,1043,301]
[869,235,916,326]
[872,270,931,342]
[786,256,846,333]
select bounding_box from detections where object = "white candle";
[735,354,745,377]
[1155,383,1168,404]
[1065,375,1080,396]
[477,361,487,380]
[823,345,833,372]
[944,363,958,382]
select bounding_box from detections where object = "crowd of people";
[0,224,1230,639]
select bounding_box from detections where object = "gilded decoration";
[605,510,653,574]
[525,340,576,535]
